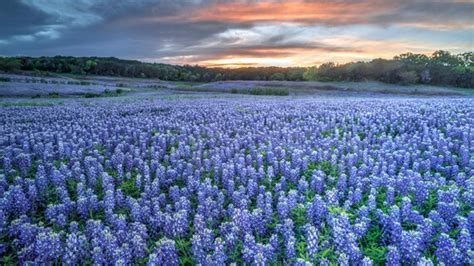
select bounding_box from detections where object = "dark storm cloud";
[0,0,238,58]
[0,1,51,39]
[370,1,474,30]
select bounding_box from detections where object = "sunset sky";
[1,0,473,68]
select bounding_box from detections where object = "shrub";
[248,87,289,96]
[47,92,61,98]
[229,87,289,96]
[116,83,128,87]
[397,71,419,85]
[84,93,101,98]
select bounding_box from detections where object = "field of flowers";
[0,97,473,265]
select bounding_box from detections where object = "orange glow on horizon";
[159,38,453,68]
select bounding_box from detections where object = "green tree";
[270,73,285,80]
[397,70,419,85]
[303,67,318,81]
[430,50,460,67]
[0,57,22,71]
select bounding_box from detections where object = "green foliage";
[0,51,472,89]
[231,87,289,96]
[175,238,194,265]
[270,72,285,80]
[311,161,338,177]
[84,93,101,98]
[0,57,22,71]
[308,51,474,88]
[397,70,419,85]
[47,92,61,98]
[119,176,140,198]
[359,224,387,265]
[303,67,318,81]
[0,101,55,107]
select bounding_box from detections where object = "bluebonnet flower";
[399,230,423,263]
[367,193,376,211]
[457,228,471,260]
[307,195,327,226]
[285,235,296,261]
[149,238,178,266]
[277,196,290,220]
[191,233,206,265]
[172,209,189,237]
[131,201,142,223]
[337,253,349,266]
[361,257,373,266]
[386,245,400,266]
[242,233,257,264]
[2,157,12,176]
[305,224,318,257]
[63,232,87,264]
[0,210,5,235]
[293,258,312,266]
[1,95,473,264]
[210,237,226,265]
[15,153,31,177]
[310,170,324,194]
[435,233,462,265]
[130,233,146,260]
[34,231,62,263]
[287,190,298,210]
[252,208,265,236]
[92,246,106,265]
[416,257,434,266]
[6,185,30,216]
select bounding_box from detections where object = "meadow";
[0,94,472,265]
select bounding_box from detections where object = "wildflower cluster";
[0,97,472,264]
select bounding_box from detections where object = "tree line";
[0,51,472,87]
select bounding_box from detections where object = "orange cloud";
[156,0,395,25]
[137,0,473,31]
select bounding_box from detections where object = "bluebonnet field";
[0,97,473,265]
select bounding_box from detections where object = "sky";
[0,0,473,68]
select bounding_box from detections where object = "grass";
[0,101,56,107]
[231,87,290,96]
[84,88,130,98]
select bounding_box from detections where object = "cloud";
[0,0,472,66]
[151,0,474,30]
[20,0,103,26]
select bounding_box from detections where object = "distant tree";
[213,73,223,81]
[287,69,304,81]
[0,53,472,87]
[303,67,318,81]
[397,70,419,85]
[317,62,337,81]
[270,73,285,80]
[0,57,22,71]
[430,50,460,67]
[394,53,429,66]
